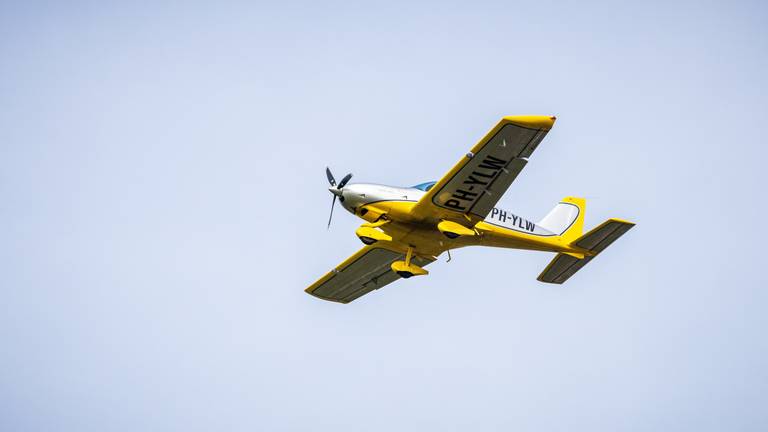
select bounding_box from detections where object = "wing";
[410,115,556,223]
[305,246,435,304]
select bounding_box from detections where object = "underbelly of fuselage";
[357,200,574,258]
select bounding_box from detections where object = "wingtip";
[503,115,557,130]
[608,217,636,227]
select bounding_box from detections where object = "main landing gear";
[391,246,428,279]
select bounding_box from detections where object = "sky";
[1,1,767,430]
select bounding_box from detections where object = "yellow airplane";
[306,115,634,304]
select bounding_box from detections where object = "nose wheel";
[356,223,392,245]
[359,236,377,245]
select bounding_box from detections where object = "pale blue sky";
[2,1,767,431]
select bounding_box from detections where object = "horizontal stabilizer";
[537,218,634,284]
[537,254,594,284]
[573,219,635,254]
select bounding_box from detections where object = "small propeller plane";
[306,115,634,304]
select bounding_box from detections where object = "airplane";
[305,115,634,304]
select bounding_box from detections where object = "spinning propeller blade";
[325,167,352,229]
[327,195,337,229]
[338,173,352,189]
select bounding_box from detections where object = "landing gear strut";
[391,246,428,278]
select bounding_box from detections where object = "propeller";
[326,167,352,228]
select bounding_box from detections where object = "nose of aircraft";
[337,184,360,212]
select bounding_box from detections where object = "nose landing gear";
[360,236,377,245]
[355,225,392,245]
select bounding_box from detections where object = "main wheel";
[359,236,377,245]
[397,271,414,279]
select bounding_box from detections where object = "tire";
[397,271,413,279]
[359,236,377,245]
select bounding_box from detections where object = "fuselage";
[334,182,582,259]
[337,183,424,219]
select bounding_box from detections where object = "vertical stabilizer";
[538,197,585,242]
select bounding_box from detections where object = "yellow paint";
[391,260,429,276]
[503,115,557,130]
[355,226,392,242]
[437,220,476,237]
[348,214,600,260]
[559,196,586,242]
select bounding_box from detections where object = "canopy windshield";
[411,181,437,191]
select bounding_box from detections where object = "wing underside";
[306,246,435,304]
[411,116,556,223]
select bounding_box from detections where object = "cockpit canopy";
[411,181,437,191]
